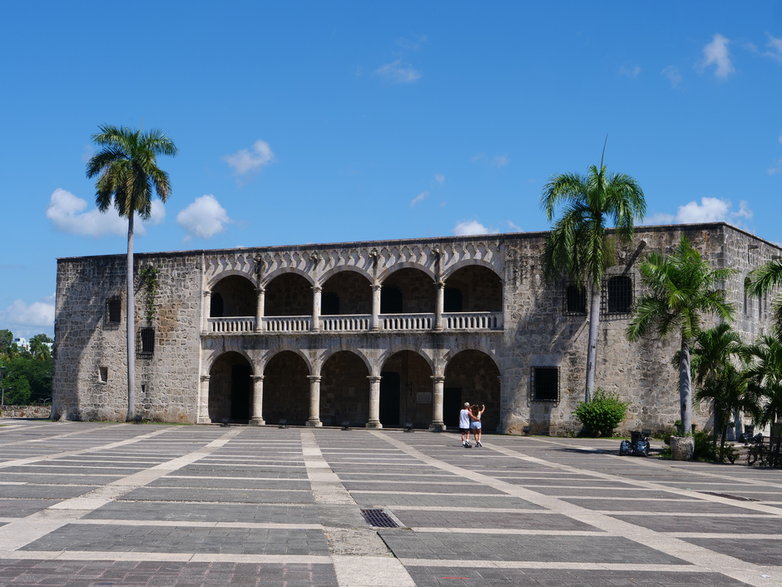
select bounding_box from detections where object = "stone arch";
[261,266,315,287]
[207,269,255,289]
[444,349,501,431]
[379,267,435,314]
[379,350,434,428]
[265,272,312,316]
[443,264,503,312]
[320,351,370,427]
[263,350,310,425]
[320,269,372,315]
[208,351,254,423]
[318,265,373,287]
[209,275,256,317]
[442,258,501,279]
[377,261,435,283]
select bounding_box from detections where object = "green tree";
[742,335,782,428]
[87,125,177,421]
[627,237,735,435]
[746,258,782,335]
[541,150,646,401]
[29,334,53,361]
[0,329,12,356]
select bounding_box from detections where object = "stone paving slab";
[85,501,322,523]
[611,514,782,534]
[681,537,782,566]
[0,499,60,517]
[562,497,757,514]
[121,486,316,503]
[391,509,601,531]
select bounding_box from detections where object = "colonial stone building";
[52,222,779,435]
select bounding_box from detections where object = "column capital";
[430,375,445,384]
[307,375,322,383]
[200,374,210,382]
[251,375,265,382]
[435,279,446,288]
[367,375,382,383]
[371,283,382,292]
[312,285,322,293]
[203,290,211,297]
[256,286,266,294]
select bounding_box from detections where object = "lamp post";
[0,365,5,407]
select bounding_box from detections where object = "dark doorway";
[381,286,403,313]
[445,387,462,428]
[231,364,251,421]
[380,372,401,427]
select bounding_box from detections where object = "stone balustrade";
[380,313,434,331]
[321,315,371,332]
[444,311,502,330]
[210,317,257,333]
[264,316,313,333]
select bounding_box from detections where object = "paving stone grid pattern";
[0,421,780,586]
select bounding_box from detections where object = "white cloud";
[645,197,753,225]
[454,220,495,236]
[375,59,422,84]
[46,188,163,237]
[769,157,782,175]
[410,191,429,207]
[434,174,445,184]
[176,194,231,239]
[396,34,427,51]
[1,298,55,329]
[661,65,682,87]
[699,34,734,79]
[619,64,641,78]
[223,140,275,176]
[471,153,509,168]
[764,34,782,62]
[507,220,522,232]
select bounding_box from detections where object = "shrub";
[573,389,629,437]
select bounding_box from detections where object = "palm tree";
[742,335,782,428]
[541,150,646,401]
[627,237,735,434]
[746,258,782,335]
[86,125,177,421]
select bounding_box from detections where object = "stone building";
[52,222,779,435]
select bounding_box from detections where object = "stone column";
[312,286,322,332]
[250,375,265,425]
[197,374,211,424]
[202,290,212,333]
[429,375,446,431]
[370,284,382,331]
[434,280,445,331]
[366,375,382,428]
[306,375,323,427]
[255,287,266,332]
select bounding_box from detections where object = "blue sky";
[2,1,782,339]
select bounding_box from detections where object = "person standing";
[459,402,472,447]
[470,403,486,447]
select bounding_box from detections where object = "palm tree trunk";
[126,214,136,421]
[585,281,601,402]
[680,337,693,435]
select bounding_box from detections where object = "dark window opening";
[98,366,108,383]
[444,288,463,312]
[140,327,155,355]
[381,286,403,313]
[210,293,225,317]
[531,367,558,402]
[322,292,340,315]
[106,297,121,324]
[565,284,586,314]
[606,275,633,314]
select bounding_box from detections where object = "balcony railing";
[207,311,502,334]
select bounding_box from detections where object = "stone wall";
[0,405,51,419]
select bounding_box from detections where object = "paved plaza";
[0,420,780,586]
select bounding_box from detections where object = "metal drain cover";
[699,491,758,502]
[361,508,401,528]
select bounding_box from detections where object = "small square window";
[106,297,121,324]
[140,327,155,355]
[531,367,558,402]
[98,366,108,383]
[605,275,633,315]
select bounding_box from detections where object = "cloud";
[1,297,55,329]
[223,140,275,176]
[46,188,163,237]
[375,59,422,84]
[507,220,522,232]
[454,220,495,236]
[619,64,641,78]
[396,34,427,51]
[434,174,445,184]
[661,65,682,87]
[699,34,734,79]
[769,157,782,175]
[764,34,782,62]
[410,191,429,207]
[471,153,509,168]
[176,194,231,239]
[645,197,753,225]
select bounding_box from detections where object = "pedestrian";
[470,403,485,447]
[459,402,472,447]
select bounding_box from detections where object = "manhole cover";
[361,508,401,528]
[699,491,758,502]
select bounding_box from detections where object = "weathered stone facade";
[52,223,780,435]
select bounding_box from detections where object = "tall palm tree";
[627,237,735,434]
[87,125,177,421]
[746,258,782,335]
[742,335,782,428]
[541,150,646,401]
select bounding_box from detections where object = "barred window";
[606,276,633,314]
[565,284,586,314]
[106,297,121,324]
[140,327,155,355]
[531,367,559,402]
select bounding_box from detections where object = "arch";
[207,269,255,289]
[261,266,315,287]
[263,351,310,425]
[379,350,434,429]
[444,349,500,431]
[380,267,435,314]
[443,264,503,312]
[265,272,312,316]
[442,258,501,280]
[321,270,372,315]
[318,265,373,286]
[320,351,370,427]
[209,275,256,317]
[208,351,254,423]
[377,261,435,283]
[322,347,373,374]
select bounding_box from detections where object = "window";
[140,327,155,355]
[565,284,586,314]
[98,366,108,383]
[606,275,633,314]
[106,297,121,324]
[531,367,558,402]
